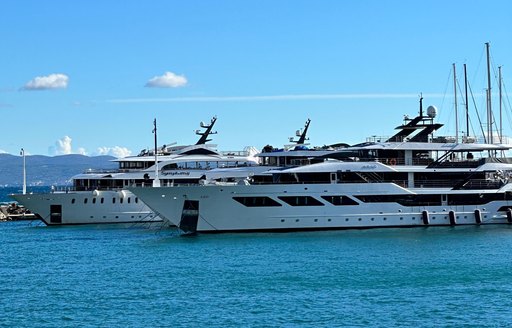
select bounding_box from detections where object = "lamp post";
[20,148,26,195]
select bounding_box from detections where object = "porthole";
[295,219,299,222]
[90,216,93,219]
[358,218,362,221]
[383,217,387,220]
[281,219,285,222]
[328,219,332,222]
[314,219,318,222]
[345,218,349,221]
[371,218,374,221]
[400,217,403,220]
[71,199,75,204]
[115,216,119,218]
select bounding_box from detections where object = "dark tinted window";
[233,197,282,207]
[278,196,324,206]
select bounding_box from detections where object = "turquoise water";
[3,187,512,326]
[2,220,512,327]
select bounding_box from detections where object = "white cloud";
[56,136,73,154]
[50,136,73,155]
[96,146,132,158]
[22,73,69,90]
[0,149,7,154]
[145,71,187,88]
[77,147,87,155]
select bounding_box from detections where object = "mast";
[294,119,311,144]
[464,64,469,138]
[195,117,217,145]
[499,65,503,143]
[486,42,493,144]
[453,63,459,143]
[21,148,26,195]
[152,118,160,187]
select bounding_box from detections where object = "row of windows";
[355,193,512,206]
[71,197,139,205]
[232,193,507,208]
[233,195,360,207]
[162,160,253,170]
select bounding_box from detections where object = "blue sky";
[1,0,512,157]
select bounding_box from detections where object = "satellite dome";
[427,105,437,118]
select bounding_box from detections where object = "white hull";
[10,189,163,226]
[131,183,512,232]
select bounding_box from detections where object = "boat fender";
[507,209,512,223]
[449,211,456,226]
[474,209,482,225]
[422,210,429,225]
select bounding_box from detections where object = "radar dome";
[427,105,437,118]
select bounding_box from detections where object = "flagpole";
[152,119,160,187]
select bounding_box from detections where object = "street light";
[20,148,26,195]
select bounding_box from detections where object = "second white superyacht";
[10,117,260,226]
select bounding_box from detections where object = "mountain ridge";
[0,154,117,187]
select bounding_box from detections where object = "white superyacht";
[10,117,259,226]
[131,99,512,233]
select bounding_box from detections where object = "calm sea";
[2,187,512,327]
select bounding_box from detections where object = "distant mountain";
[0,154,117,187]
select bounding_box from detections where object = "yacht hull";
[10,189,163,226]
[130,183,512,233]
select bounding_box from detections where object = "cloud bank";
[22,73,69,90]
[145,71,187,88]
[96,146,132,158]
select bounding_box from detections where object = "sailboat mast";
[464,64,469,138]
[453,63,459,143]
[152,118,160,187]
[499,65,503,143]
[486,42,492,144]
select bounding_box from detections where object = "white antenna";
[21,148,26,195]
